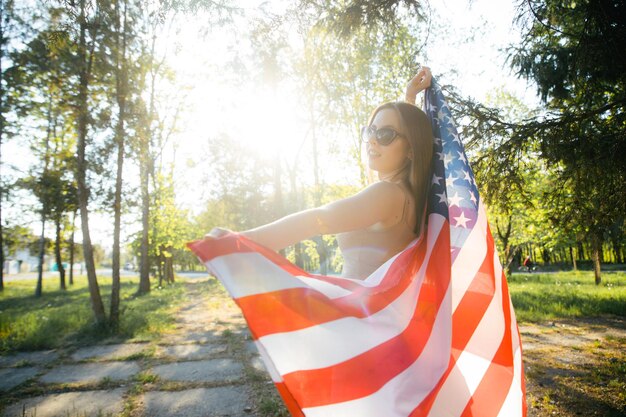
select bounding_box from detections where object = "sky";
[163,0,540,252]
[4,0,542,252]
[168,0,541,211]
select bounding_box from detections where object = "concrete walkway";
[0,277,279,417]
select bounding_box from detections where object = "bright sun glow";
[236,86,309,160]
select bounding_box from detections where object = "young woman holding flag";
[192,65,527,416]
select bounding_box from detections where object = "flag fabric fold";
[187,77,527,417]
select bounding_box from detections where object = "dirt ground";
[520,316,626,417]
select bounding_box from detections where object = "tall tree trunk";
[157,253,163,287]
[309,102,328,275]
[35,87,55,297]
[138,151,150,294]
[577,241,585,261]
[76,0,106,324]
[165,250,174,283]
[0,82,3,289]
[599,242,605,263]
[137,32,157,296]
[569,246,577,271]
[591,234,602,285]
[54,217,66,290]
[0,199,3,289]
[0,2,3,291]
[274,154,285,257]
[69,210,76,285]
[0,192,3,290]
[496,214,515,277]
[287,165,304,268]
[110,111,123,330]
[35,215,45,297]
[110,0,128,331]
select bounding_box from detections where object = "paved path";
[0,277,280,417]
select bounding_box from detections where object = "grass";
[507,270,626,323]
[0,274,186,353]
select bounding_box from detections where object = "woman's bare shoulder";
[361,180,406,197]
[356,181,407,209]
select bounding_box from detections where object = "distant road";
[3,269,210,282]
[7,267,624,283]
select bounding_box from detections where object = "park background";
[0,0,624,416]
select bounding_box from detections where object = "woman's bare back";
[336,181,418,280]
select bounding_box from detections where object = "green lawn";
[0,275,186,354]
[1,270,623,354]
[507,270,626,323]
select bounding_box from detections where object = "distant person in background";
[523,255,535,272]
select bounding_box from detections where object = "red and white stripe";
[188,200,526,416]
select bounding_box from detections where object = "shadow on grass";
[0,279,186,353]
[526,349,626,416]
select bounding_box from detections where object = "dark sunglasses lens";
[377,128,396,145]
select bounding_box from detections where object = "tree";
[300,0,426,39]
[149,172,193,285]
[7,20,79,294]
[107,0,131,330]
[61,0,107,323]
[1,0,34,290]
[492,0,625,283]
[0,0,11,291]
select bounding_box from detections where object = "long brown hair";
[366,101,434,237]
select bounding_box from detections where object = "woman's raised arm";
[235,181,405,252]
[404,66,432,104]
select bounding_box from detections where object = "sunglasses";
[360,125,405,146]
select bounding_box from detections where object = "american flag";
[188,77,527,416]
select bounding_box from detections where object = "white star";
[434,137,442,145]
[436,191,447,204]
[445,174,457,187]
[437,106,450,122]
[469,190,477,204]
[454,211,470,228]
[451,131,461,144]
[436,151,445,161]
[458,151,467,164]
[443,152,454,168]
[432,174,443,186]
[462,170,472,182]
[448,192,464,207]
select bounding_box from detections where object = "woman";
[205,67,434,280]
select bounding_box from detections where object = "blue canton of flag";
[424,78,481,263]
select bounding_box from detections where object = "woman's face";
[366,108,411,178]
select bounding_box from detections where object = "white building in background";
[3,249,40,274]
